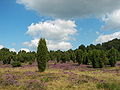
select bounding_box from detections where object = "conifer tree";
[82,51,89,65]
[75,49,83,65]
[90,50,100,68]
[37,38,48,72]
[108,47,118,67]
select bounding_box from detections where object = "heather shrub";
[25,80,46,90]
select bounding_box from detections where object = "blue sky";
[0,0,120,52]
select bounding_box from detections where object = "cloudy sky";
[1,0,120,52]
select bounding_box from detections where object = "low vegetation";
[0,61,119,90]
[0,38,120,89]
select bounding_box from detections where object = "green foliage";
[61,51,70,63]
[18,50,27,63]
[89,50,108,68]
[11,61,21,67]
[28,60,33,65]
[82,51,89,65]
[0,38,120,69]
[97,82,120,90]
[68,49,76,63]
[37,38,48,72]
[49,51,56,60]
[102,38,120,51]
[108,47,119,67]
[16,51,36,63]
[55,50,62,63]
[49,50,62,63]
[78,44,86,51]
[89,50,99,68]
[75,49,83,65]
[0,48,17,64]
[87,44,96,51]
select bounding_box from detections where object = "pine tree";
[68,49,76,63]
[89,50,108,68]
[82,51,89,65]
[37,38,48,72]
[108,47,118,67]
[99,50,108,68]
[61,51,70,63]
[56,50,62,63]
[75,49,83,65]
[90,50,100,68]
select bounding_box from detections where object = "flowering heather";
[1,73,20,86]
[24,79,46,90]
[0,61,119,90]
[0,64,12,68]
[23,71,38,77]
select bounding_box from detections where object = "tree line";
[49,38,120,68]
[0,48,36,67]
[0,38,120,71]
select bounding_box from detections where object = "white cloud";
[0,45,4,49]
[47,40,72,51]
[23,19,77,51]
[20,48,30,52]
[17,0,120,19]
[23,39,39,50]
[95,31,120,43]
[23,38,72,51]
[9,48,16,52]
[102,9,120,30]
[27,19,77,41]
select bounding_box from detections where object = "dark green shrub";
[37,38,48,72]
[108,47,119,67]
[11,61,21,67]
[75,49,83,65]
[89,50,108,68]
[29,61,33,65]
[82,51,89,65]
[61,52,70,63]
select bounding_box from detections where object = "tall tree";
[78,44,86,51]
[75,49,83,65]
[108,47,118,67]
[82,51,89,65]
[61,51,70,63]
[89,50,107,68]
[37,38,48,72]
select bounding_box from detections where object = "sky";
[1,0,120,52]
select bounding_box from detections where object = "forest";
[0,38,120,68]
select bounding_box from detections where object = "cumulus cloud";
[9,48,16,52]
[23,39,72,51]
[20,48,30,52]
[23,39,39,50]
[23,19,77,51]
[17,0,120,19]
[102,9,120,30]
[47,40,72,51]
[27,19,77,41]
[0,45,4,49]
[95,31,120,43]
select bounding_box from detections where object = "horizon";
[1,0,120,52]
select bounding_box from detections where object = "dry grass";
[0,61,120,90]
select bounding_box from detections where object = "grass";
[0,61,120,90]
